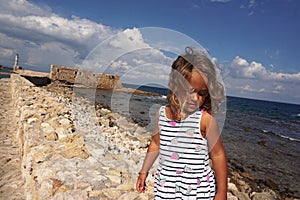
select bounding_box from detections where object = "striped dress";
[154,106,216,200]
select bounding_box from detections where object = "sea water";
[0,67,13,79]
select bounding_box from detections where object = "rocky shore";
[0,74,297,199]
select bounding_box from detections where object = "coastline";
[0,74,298,199]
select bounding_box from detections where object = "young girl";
[136,47,227,200]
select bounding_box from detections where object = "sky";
[0,0,299,104]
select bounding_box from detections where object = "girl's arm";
[136,110,160,193]
[203,112,227,200]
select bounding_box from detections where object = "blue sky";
[0,0,299,104]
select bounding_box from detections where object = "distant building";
[50,65,122,89]
[13,53,22,71]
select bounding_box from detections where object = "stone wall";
[50,65,122,89]
[10,74,154,199]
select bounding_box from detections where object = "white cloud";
[26,42,80,67]
[240,84,265,93]
[268,71,300,82]
[109,28,150,50]
[0,0,51,17]
[80,28,172,79]
[239,0,261,16]
[0,47,14,57]
[0,13,114,49]
[229,56,267,78]
[120,63,170,86]
[224,56,300,104]
[272,84,284,94]
[229,56,300,83]
[0,0,116,70]
[110,60,131,73]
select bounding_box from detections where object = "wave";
[275,133,300,142]
[262,129,300,142]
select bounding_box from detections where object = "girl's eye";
[189,88,208,97]
[197,90,208,97]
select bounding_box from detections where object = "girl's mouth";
[188,102,198,108]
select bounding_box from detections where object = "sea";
[95,83,300,197]
[0,67,13,79]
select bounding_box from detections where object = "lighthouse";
[13,53,19,71]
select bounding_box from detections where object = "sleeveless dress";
[154,106,216,200]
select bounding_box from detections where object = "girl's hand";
[136,172,148,193]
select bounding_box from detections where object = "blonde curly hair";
[167,47,224,118]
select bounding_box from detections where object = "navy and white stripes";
[154,106,216,200]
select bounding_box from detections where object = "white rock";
[118,192,139,200]
[59,118,71,126]
[228,182,239,192]
[27,117,37,124]
[55,127,69,139]
[251,192,276,200]
[42,124,55,134]
[227,192,239,200]
[41,122,50,127]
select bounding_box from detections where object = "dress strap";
[159,105,166,116]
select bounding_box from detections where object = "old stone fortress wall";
[49,65,122,89]
[13,52,123,89]
[10,74,155,199]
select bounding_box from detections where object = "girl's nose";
[190,92,198,101]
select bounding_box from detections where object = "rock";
[258,140,267,146]
[265,179,279,191]
[116,184,133,191]
[41,123,56,136]
[235,178,252,194]
[27,117,37,124]
[53,190,88,200]
[251,191,276,200]
[241,172,254,181]
[99,108,111,116]
[88,189,103,197]
[108,112,122,121]
[106,175,122,184]
[62,134,90,159]
[99,118,110,127]
[51,178,64,195]
[136,134,151,148]
[55,127,70,139]
[101,188,122,199]
[228,182,239,192]
[116,118,137,133]
[59,118,71,126]
[227,192,239,200]
[231,190,251,200]
[118,192,140,200]
[45,131,58,141]
[73,181,91,190]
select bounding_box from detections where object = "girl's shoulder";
[200,110,215,126]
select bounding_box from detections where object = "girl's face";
[179,69,208,115]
